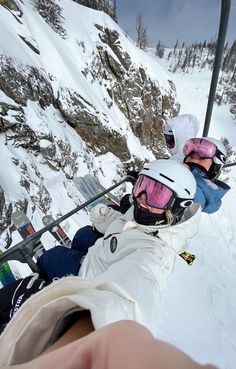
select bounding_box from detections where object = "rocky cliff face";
[0,0,178,247]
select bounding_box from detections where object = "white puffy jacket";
[167,114,200,162]
[0,204,201,365]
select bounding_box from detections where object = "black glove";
[126,170,139,184]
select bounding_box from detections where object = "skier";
[0,320,217,369]
[0,159,201,360]
[36,159,199,281]
[163,114,200,162]
[71,114,200,252]
[71,131,225,255]
[183,137,230,213]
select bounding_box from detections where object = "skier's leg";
[0,279,21,311]
[71,225,103,251]
[0,274,48,334]
[37,246,83,281]
[0,279,22,333]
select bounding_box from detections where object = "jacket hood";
[123,204,201,254]
[157,203,201,253]
[167,114,200,161]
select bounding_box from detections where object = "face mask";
[133,201,167,226]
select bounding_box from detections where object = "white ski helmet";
[204,137,227,177]
[139,159,196,216]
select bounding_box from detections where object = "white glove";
[90,204,121,234]
[90,204,110,224]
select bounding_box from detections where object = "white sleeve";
[91,250,161,334]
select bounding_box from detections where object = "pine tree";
[181,50,188,71]
[167,51,172,61]
[72,0,117,21]
[222,137,234,157]
[174,39,179,55]
[112,0,117,22]
[136,12,149,50]
[227,41,236,72]
[156,40,164,58]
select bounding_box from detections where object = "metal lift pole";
[202,0,231,137]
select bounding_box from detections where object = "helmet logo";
[179,200,193,208]
[110,237,118,253]
[220,154,227,163]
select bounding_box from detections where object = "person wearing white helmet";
[131,158,196,225]
[164,114,200,162]
[183,137,230,213]
[69,114,200,259]
[126,114,200,180]
[0,160,201,364]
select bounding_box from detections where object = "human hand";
[9,321,218,369]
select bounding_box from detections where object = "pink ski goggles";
[183,138,224,161]
[132,175,174,209]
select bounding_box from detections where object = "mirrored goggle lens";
[183,138,216,158]
[133,175,174,209]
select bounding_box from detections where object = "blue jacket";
[190,166,230,214]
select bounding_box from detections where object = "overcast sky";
[116,0,236,47]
